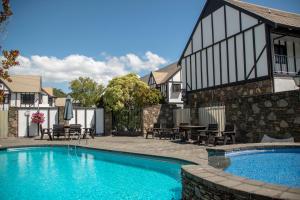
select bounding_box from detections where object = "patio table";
[179,125,206,142]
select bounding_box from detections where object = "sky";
[1,0,300,93]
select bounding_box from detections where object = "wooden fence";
[0,111,8,138]
[173,108,191,126]
[198,105,226,131]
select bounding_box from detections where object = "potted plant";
[31,111,45,136]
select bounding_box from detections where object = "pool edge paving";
[1,137,300,200]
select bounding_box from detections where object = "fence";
[0,111,8,138]
[17,107,104,137]
[173,108,191,126]
[198,105,226,131]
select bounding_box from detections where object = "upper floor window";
[172,84,181,92]
[21,94,35,104]
[3,94,10,104]
[48,97,53,106]
[274,44,287,64]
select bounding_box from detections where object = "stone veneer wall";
[8,107,18,137]
[186,78,300,143]
[226,90,300,142]
[142,104,178,134]
[187,79,273,124]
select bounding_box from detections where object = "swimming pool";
[0,146,187,200]
[225,147,300,188]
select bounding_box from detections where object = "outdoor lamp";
[293,71,300,100]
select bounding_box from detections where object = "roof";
[42,87,54,97]
[140,74,150,84]
[0,75,41,93]
[151,62,180,84]
[226,0,300,29]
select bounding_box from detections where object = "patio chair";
[83,125,95,139]
[68,124,82,140]
[152,123,161,138]
[40,124,52,140]
[158,124,175,140]
[52,124,66,139]
[197,123,219,145]
[145,127,154,139]
[214,124,236,145]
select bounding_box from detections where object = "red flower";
[31,112,45,124]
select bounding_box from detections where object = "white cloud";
[7,51,167,85]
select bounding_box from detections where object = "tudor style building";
[179,0,300,105]
[0,75,55,110]
[141,62,183,105]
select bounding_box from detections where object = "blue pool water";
[0,146,186,200]
[225,148,300,188]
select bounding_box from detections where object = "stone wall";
[182,167,277,200]
[8,107,18,137]
[187,79,273,124]
[142,104,179,134]
[226,90,300,142]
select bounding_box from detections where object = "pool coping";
[182,143,300,200]
[1,141,300,199]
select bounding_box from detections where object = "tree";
[53,88,67,98]
[103,73,161,132]
[69,77,104,107]
[0,1,19,103]
[0,0,13,24]
[103,73,161,112]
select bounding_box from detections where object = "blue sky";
[2,0,300,92]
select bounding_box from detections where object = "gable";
[179,0,271,92]
[180,0,262,61]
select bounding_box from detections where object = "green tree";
[103,73,161,132]
[103,73,161,112]
[69,77,104,107]
[53,88,67,98]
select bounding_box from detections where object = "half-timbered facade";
[141,63,183,105]
[0,75,55,110]
[179,0,300,101]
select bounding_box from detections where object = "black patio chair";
[145,127,154,139]
[158,124,175,140]
[68,124,82,139]
[52,124,66,139]
[214,124,236,145]
[197,123,219,145]
[83,125,95,139]
[40,124,52,140]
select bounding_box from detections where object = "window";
[48,97,53,106]
[172,83,181,92]
[3,94,10,104]
[21,94,35,104]
[274,44,287,64]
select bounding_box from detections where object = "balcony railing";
[273,54,300,75]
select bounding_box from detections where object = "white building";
[179,0,300,96]
[141,62,183,105]
[0,75,55,110]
